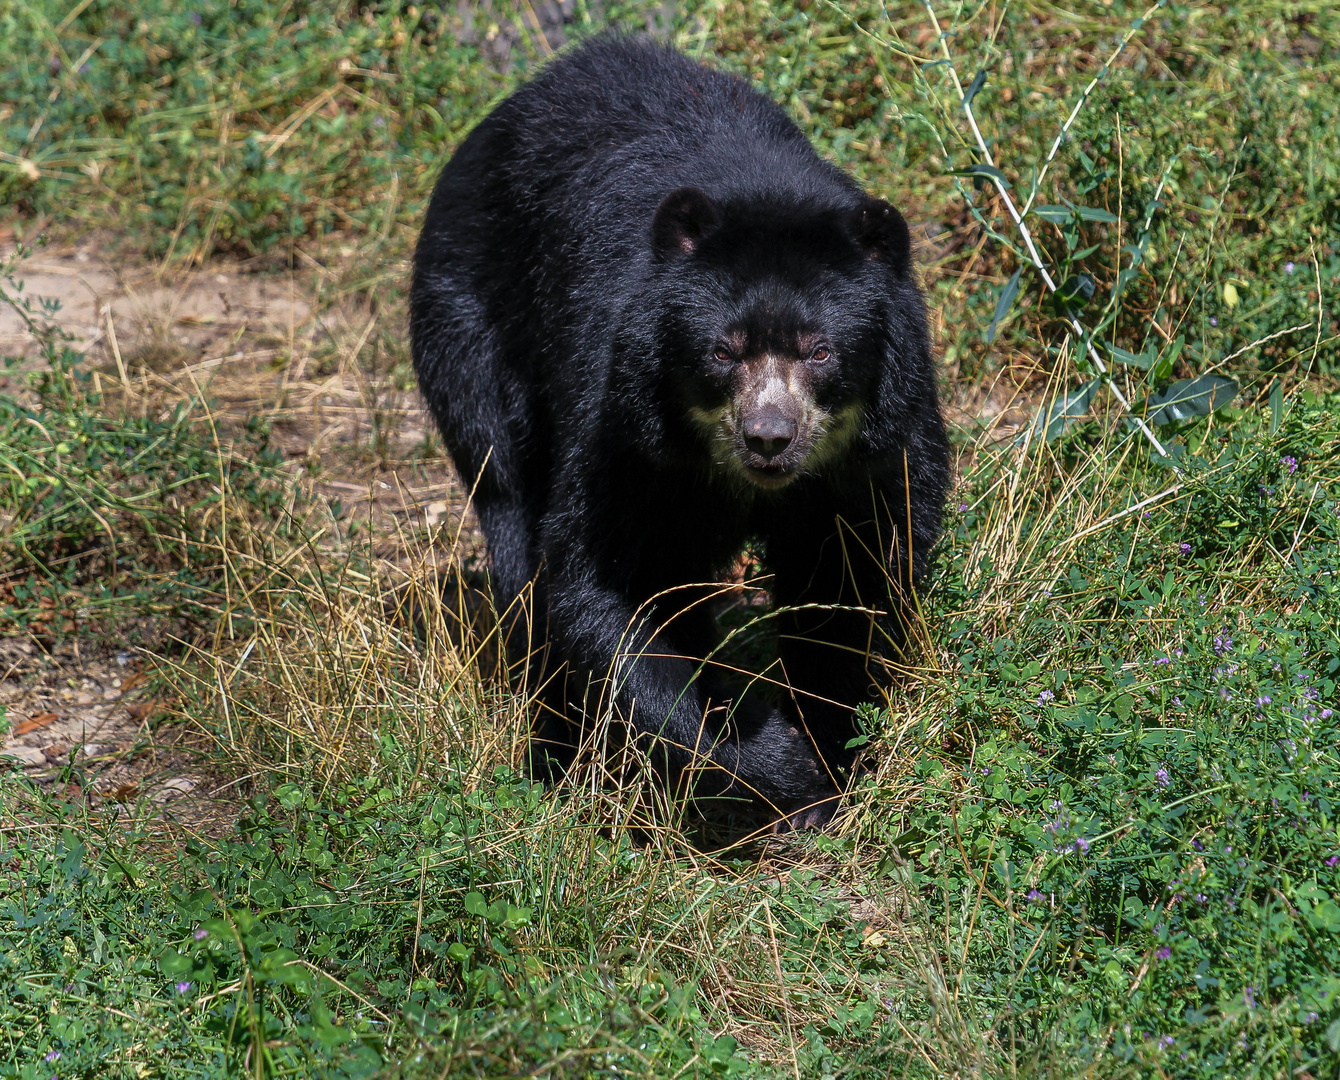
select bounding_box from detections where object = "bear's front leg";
[542,540,839,821]
[768,495,926,777]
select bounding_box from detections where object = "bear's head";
[643,186,920,491]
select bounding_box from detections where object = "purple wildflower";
[1037,689,1055,705]
[1213,634,1233,656]
[194,928,209,941]
[1285,261,1296,274]
[1327,855,1340,867]
[1322,709,1333,720]
[1159,1034,1175,1048]
[1305,1011,1320,1024]
[191,11,202,22]
[1155,766,1170,788]
[44,1051,61,1063]
[1195,893,1208,903]
[176,981,192,995]
[1178,541,1192,555]
[1154,656,1172,666]
[1282,455,1298,474]
[1210,316,1218,326]
[1155,945,1172,960]
[1244,985,1257,1009]
[1257,695,1272,707]
[1072,837,1090,855]
[1026,889,1045,902]
[958,502,969,512]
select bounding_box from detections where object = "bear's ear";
[847,198,911,274]
[651,187,722,259]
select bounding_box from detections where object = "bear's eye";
[713,346,734,363]
[809,345,832,364]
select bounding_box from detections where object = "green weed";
[886,394,1340,1076]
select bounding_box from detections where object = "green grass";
[3,1,1340,1077]
[899,395,1340,1075]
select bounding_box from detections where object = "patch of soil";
[1,635,241,836]
[0,235,308,369]
[1,231,481,552]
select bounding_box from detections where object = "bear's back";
[509,38,854,226]
[424,37,859,276]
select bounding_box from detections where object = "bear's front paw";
[733,713,841,821]
[773,792,841,833]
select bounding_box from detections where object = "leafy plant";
[894,392,1340,1077]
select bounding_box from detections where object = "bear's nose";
[744,409,797,460]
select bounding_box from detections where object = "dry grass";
[80,322,1000,1071]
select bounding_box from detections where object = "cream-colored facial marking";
[747,354,801,412]
[690,354,863,489]
[688,401,742,480]
[804,401,864,470]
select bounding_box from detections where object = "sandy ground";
[0,634,238,833]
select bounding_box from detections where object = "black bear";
[411,34,949,828]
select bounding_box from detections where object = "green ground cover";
[3,1,1340,1076]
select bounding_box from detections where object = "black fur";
[411,35,949,826]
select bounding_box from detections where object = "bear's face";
[684,316,863,490]
[648,187,913,490]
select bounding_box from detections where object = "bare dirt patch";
[0,237,308,364]
[0,634,242,836]
[2,230,478,531]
